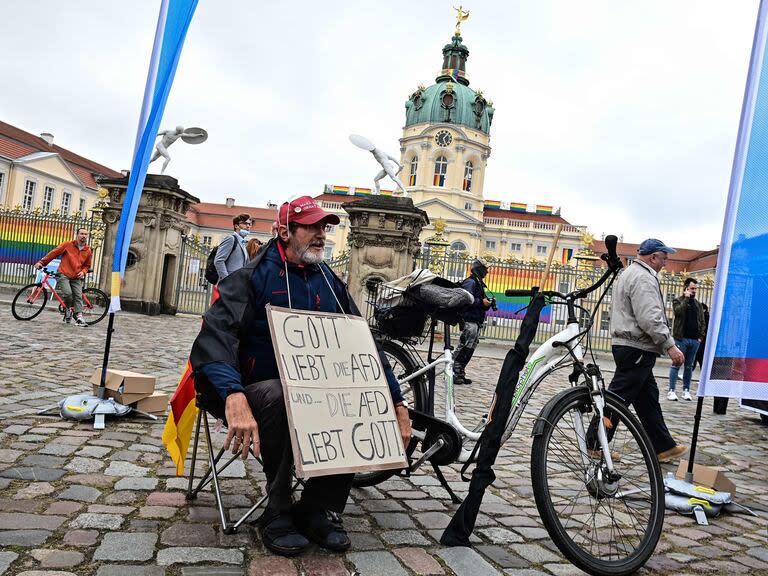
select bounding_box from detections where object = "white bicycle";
[356,236,664,576]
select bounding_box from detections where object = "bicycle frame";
[26,271,95,311]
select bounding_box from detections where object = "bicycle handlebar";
[504,234,624,302]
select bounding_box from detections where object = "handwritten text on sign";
[267,305,407,478]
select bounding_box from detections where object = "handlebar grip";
[505,289,535,297]
[604,235,618,260]
[601,234,623,271]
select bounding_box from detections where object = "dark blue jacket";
[461,274,489,325]
[190,239,403,413]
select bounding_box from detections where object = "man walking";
[454,258,493,385]
[668,277,706,401]
[214,213,251,282]
[607,238,687,462]
[35,228,92,327]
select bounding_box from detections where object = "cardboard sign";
[267,305,407,478]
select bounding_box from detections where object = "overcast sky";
[1,1,760,250]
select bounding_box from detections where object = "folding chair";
[185,393,304,534]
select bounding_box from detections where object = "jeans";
[56,275,84,315]
[454,321,480,375]
[668,338,700,392]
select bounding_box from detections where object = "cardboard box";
[90,368,155,405]
[134,392,169,415]
[676,460,736,495]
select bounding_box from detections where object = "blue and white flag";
[699,0,768,401]
[110,0,198,312]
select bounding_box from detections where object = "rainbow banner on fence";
[478,266,553,324]
[109,0,198,312]
[0,215,80,264]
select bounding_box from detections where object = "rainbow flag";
[332,185,350,195]
[380,189,394,196]
[562,248,574,264]
[463,179,472,192]
[535,205,553,215]
[510,202,527,213]
[448,68,461,81]
[0,216,81,264]
[482,266,554,324]
[162,360,198,476]
[484,200,502,210]
[354,188,372,196]
[111,0,199,312]
[434,174,445,187]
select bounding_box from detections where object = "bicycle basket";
[369,284,430,339]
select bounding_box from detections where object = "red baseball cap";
[277,196,340,226]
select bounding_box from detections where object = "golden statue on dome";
[453,5,470,36]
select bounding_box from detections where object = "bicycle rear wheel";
[81,288,108,325]
[352,339,427,487]
[12,284,48,320]
[530,387,664,576]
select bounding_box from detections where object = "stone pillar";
[343,196,429,307]
[96,174,199,315]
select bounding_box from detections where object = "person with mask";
[189,196,411,557]
[454,257,493,385]
[214,213,251,282]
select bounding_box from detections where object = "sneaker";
[293,502,350,552]
[683,391,693,401]
[73,316,88,327]
[454,376,469,386]
[63,309,72,324]
[657,444,687,463]
[258,513,310,557]
[667,390,679,401]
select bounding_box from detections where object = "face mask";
[239,229,249,238]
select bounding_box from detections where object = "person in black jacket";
[189,196,411,557]
[454,258,493,385]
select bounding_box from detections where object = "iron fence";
[0,207,106,289]
[175,235,213,316]
[415,252,714,352]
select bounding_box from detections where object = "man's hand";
[667,345,684,367]
[482,297,492,307]
[34,262,43,270]
[223,392,259,460]
[394,404,411,450]
[77,271,85,279]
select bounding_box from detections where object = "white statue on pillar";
[349,134,408,196]
[150,126,208,174]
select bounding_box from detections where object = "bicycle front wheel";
[531,387,664,576]
[12,284,48,320]
[81,288,109,325]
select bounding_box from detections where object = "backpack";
[204,234,237,285]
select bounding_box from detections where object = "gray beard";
[298,246,324,265]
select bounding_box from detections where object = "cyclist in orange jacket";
[35,228,92,326]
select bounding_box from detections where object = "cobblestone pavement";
[1,303,767,575]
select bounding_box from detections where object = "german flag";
[162,361,198,476]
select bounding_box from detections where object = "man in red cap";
[189,196,411,557]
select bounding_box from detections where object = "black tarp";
[441,292,546,546]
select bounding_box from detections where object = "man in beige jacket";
[608,238,687,463]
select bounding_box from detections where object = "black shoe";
[258,513,310,556]
[454,375,471,385]
[293,502,350,552]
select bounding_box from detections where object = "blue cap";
[638,238,677,255]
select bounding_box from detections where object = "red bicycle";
[11,267,109,325]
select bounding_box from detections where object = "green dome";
[404,34,495,135]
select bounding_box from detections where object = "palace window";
[61,190,72,216]
[433,156,447,187]
[78,197,86,214]
[510,243,522,252]
[536,245,548,256]
[600,313,611,332]
[485,240,496,250]
[464,202,473,210]
[323,245,334,259]
[23,180,36,210]
[449,240,467,253]
[463,161,473,192]
[0,172,5,203]
[202,235,212,246]
[409,156,418,186]
[325,224,336,234]
[42,186,54,214]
